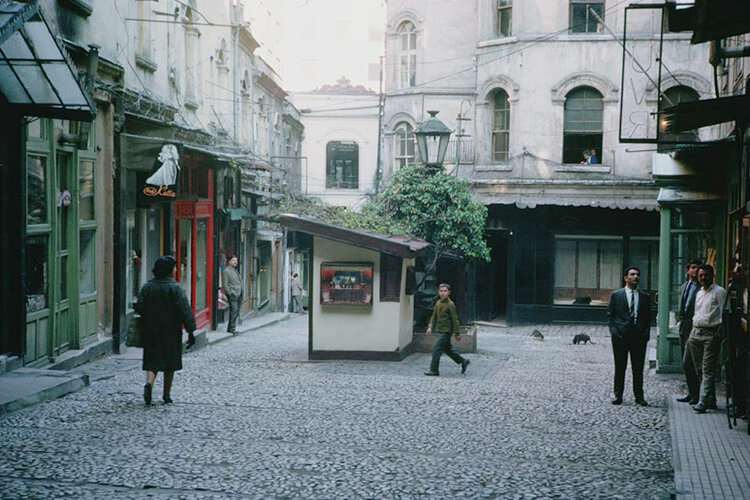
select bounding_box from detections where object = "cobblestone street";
[0,316,682,500]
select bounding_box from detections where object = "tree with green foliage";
[377,164,490,262]
[275,164,489,262]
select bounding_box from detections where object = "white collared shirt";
[624,286,639,320]
[692,284,727,328]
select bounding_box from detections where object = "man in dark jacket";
[222,255,242,334]
[607,266,652,406]
[676,259,701,404]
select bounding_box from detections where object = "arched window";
[659,85,700,143]
[394,122,415,169]
[563,86,603,164]
[398,22,416,88]
[492,89,510,162]
[326,141,359,189]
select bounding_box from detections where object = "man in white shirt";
[687,264,727,413]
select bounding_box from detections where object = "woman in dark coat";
[135,255,196,405]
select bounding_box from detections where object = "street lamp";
[415,110,452,170]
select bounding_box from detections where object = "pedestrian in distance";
[687,264,727,413]
[135,255,197,405]
[424,283,470,376]
[676,259,702,405]
[607,266,652,406]
[222,255,242,334]
[290,272,303,313]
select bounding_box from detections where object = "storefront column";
[657,206,675,373]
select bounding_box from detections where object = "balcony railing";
[444,138,474,165]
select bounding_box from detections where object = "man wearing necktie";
[607,266,652,406]
[676,260,702,404]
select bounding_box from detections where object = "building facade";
[1,0,302,369]
[382,0,712,324]
[292,78,381,209]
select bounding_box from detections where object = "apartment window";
[497,0,512,37]
[326,141,359,189]
[380,254,402,302]
[570,0,604,33]
[563,86,603,164]
[554,236,623,305]
[394,122,415,169]
[183,3,200,102]
[136,0,153,59]
[398,21,417,88]
[659,85,700,143]
[492,89,510,162]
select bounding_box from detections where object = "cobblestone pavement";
[0,318,682,499]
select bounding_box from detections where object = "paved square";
[0,317,682,499]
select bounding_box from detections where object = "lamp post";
[414,110,452,171]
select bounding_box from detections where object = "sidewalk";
[0,311,292,416]
[670,395,750,500]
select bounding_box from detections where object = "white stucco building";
[292,78,381,208]
[382,0,714,324]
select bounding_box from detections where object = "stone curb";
[206,313,293,346]
[0,371,89,416]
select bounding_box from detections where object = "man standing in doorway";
[676,260,702,404]
[687,264,727,413]
[291,272,303,313]
[222,255,242,334]
[607,266,652,406]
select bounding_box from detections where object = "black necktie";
[681,283,692,315]
[629,290,635,318]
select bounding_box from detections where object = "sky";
[280,0,386,92]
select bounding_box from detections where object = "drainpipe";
[232,18,239,144]
[86,44,100,94]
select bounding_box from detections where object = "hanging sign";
[61,190,72,207]
[139,143,180,203]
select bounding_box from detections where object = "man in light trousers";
[687,264,727,413]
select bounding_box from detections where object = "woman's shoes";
[143,383,152,405]
[162,395,173,404]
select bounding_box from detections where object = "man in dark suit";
[676,260,701,404]
[607,266,652,406]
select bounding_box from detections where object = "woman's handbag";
[126,313,144,348]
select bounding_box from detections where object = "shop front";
[177,151,216,329]
[0,2,97,365]
[655,193,725,373]
[175,200,213,328]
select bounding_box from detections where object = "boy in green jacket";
[425,283,469,376]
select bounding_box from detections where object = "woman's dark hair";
[153,255,177,278]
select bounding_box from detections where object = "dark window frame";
[562,86,603,164]
[325,140,359,189]
[497,0,512,37]
[569,0,604,34]
[492,89,510,162]
[380,253,403,302]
